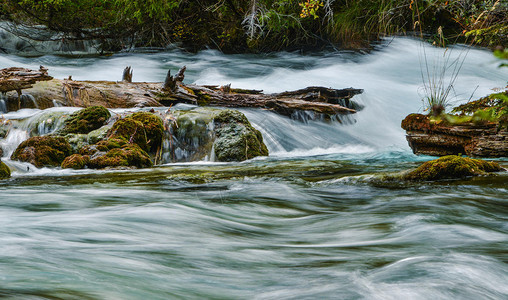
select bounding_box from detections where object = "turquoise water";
[0,37,507,299]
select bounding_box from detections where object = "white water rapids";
[0,37,507,300]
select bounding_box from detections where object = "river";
[0,37,507,299]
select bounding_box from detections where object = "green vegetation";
[88,144,152,169]
[0,160,10,179]
[61,106,111,134]
[450,91,508,128]
[1,0,505,52]
[402,155,501,181]
[107,117,148,151]
[129,112,164,153]
[11,136,73,167]
[61,154,90,169]
[404,91,508,130]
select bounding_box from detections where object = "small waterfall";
[0,94,7,113]
[0,128,29,158]
[160,107,216,164]
[22,109,73,136]
[0,108,76,160]
[52,100,64,107]
[20,94,38,109]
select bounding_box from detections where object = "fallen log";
[0,66,363,118]
[0,66,53,109]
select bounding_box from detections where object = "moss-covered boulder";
[61,106,111,134]
[61,154,90,169]
[88,144,152,169]
[0,160,11,179]
[63,133,89,153]
[107,117,148,151]
[403,155,502,181]
[213,109,268,162]
[129,112,164,153]
[95,138,128,152]
[11,136,72,167]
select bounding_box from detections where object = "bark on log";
[0,66,53,94]
[1,67,363,118]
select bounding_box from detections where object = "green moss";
[61,106,111,134]
[61,154,90,169]
[107,117,148,151]
[0,160,11,179]
[88,144,152,169]
[403,155,502,181]
[213,110,268,162]
[196,93,211,106]
[11,136,73,167]
[129,112,164,153]
[95,138,128,152]
[451,91,508,125]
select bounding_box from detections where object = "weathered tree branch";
[122,66,133,82]
[1,66,363,118]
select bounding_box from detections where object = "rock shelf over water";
[401,91,508,158]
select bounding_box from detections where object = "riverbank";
[1,1,506,54]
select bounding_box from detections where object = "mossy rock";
[213,109,268,162]
[403,155,502,181]
[0,160,11,179]
[63,133,90,153]
[88,144,152,169]
[11,136,73,167]
[129,112,164,153]
[61,154,90,169]
[401,113,434,131]
[107,117,148,151]
[95,138,128,152]
[61,106,111,134]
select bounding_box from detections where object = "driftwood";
[1,66,363,118]
[122,66,133,83]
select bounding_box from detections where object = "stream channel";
[0,37,507,299]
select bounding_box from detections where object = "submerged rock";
[61,105,111,134]
[168,108,216,162]
[87,124,113,144]
[402,155,502,181]
[213,109,268,162]
[11,136,72,167]
[0,160,11,179]
[63,133,89,153]
[61,154,90,169]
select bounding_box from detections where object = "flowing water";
[0,37,507,299]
